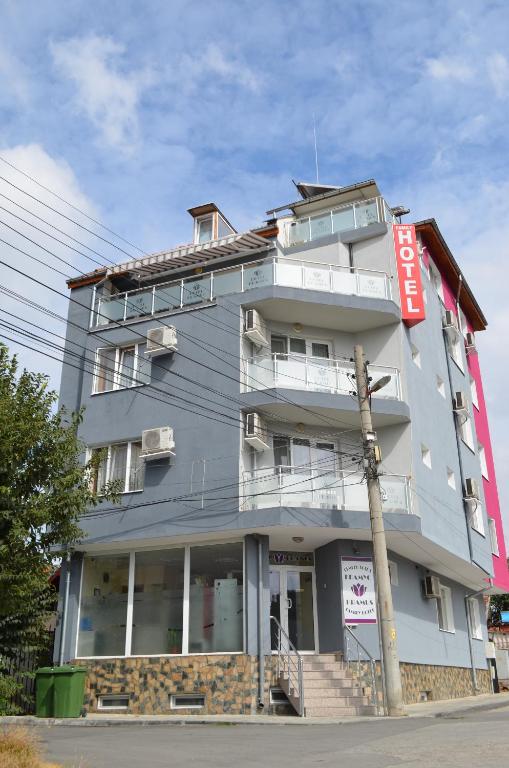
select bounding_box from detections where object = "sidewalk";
[2,692,508,727]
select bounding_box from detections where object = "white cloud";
[0,143,99,391]
[426,56,473,82]
[487,52,509,98]
[50,35,154,153]
[180,44,261,92]
[0,44,30,104]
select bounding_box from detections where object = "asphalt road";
[33,705,509,768]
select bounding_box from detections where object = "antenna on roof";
[313,112,319,184]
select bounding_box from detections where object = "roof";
[106,230,270,279]
[293,181,341,199]
[414,219,487,332]
[266,179,381,216]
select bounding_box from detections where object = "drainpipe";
[58,551,71,666]
[254,535,265,709]
[464,584,492,694]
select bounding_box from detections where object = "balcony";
[284,196,394,248]
[242,468,410,514]
[91,255,392,328]
[245,354,401,400]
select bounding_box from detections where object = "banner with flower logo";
[341,556,377,625]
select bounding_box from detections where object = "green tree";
[489,591,509,625]
[0,344,117,712]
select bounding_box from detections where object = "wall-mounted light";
[296,422,306,433]
[292,536,304,543]
[292,323,303,333]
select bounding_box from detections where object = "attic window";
[190,204,236,245]
[196,215,214,244]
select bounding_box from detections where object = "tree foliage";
[0,344,117,674]
[489,591,509,625]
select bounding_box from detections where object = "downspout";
[255,535,265,709]
[58,551,71,666]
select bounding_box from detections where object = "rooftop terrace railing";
[91,255,392,328]
[284,195,394,248]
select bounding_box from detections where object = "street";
[34,705,509,768]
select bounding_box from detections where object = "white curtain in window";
[110,444,128,490]
[129,442,144,491]
[95,348,117,392]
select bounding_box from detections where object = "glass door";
[269,566,317,652]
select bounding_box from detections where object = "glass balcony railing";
[245,354,401,400]
[242,468,410,513]
[284,195,394,247]
[91,256,391,328]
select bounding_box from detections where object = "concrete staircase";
[279,653,378,717]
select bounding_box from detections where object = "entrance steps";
[278,653,377,717]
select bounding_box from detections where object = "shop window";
[77,554,130,657]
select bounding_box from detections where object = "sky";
[0,0,508,541]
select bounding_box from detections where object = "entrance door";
[269,566,317,652]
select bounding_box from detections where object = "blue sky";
[1,0,509,537]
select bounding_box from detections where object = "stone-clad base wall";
[75,656,280,715]
[400,662,491,703]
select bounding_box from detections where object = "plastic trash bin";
[35,667,55,717]
[52,666,87,718]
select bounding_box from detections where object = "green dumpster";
[52,666,87,718]
[35,667,55,717]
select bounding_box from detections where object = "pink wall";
[422,246,509,590]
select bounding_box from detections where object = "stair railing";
[343,624,381,713]
[270,616,304,716]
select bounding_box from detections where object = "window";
[170,695,205,709]
[470,376,479,410]
[77,542,244,658]
[388,560,399,586]
[270,334,331,359]
[459,308,468,338]
[429,259,444,303]
[196,215,213,243]
[467,598,483,640]
[449,333,464,372]
[478,443,489,480]
[89,441,144,494]
[436,375,446,398]
[469,501,485,536]
[272,436,337,474]
[98,695,129,710]
[437,585,454,633]
[77,554,130,656]
[488,518,499,556]
[411,344,421,368]
[460,414,475,452]
[447,468,456,490]
[93,343,150,394]
[421,444,432,469]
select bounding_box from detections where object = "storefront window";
[131,549,185,655]
[77,555,129,656]
[189,543,244,653]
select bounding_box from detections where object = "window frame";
[478,443,489,480]
[89,440,144,495]
[92,342,149,395]
[469,500,485,536]
[488,518,499,556]
[467,597,483,641]
[75,541,245,659]
[437,585,455,633]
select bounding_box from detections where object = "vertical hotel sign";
[393,224,425,326]
[341,556,377,625]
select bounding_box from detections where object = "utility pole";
[354,344,404,716]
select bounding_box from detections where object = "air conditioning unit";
[465,332,476,352]
[423,575,441,599]
[453,391,467,412]
[464,477,480,501]
[442,310,459,338]
[244,412,270,451]
[244,309,268,348]
[141,426,175,460]
[146,326,178,356]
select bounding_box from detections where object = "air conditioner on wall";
[423,575,441,599]
[465,332,476,352]
[141,426,175,460]
[244,412,270,451]
[453,391,467,412]
[244,309,268,348]
[146,326,178,356]
[464,477,480,501]
[442,310,459,339]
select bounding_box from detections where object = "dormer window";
[189,203,236,245]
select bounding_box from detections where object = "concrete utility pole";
[354,344,404,716]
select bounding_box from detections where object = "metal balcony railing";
[284,195,394,248]
[91,255,392,328]
[242,467,411,514]
[245,354,401,400]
